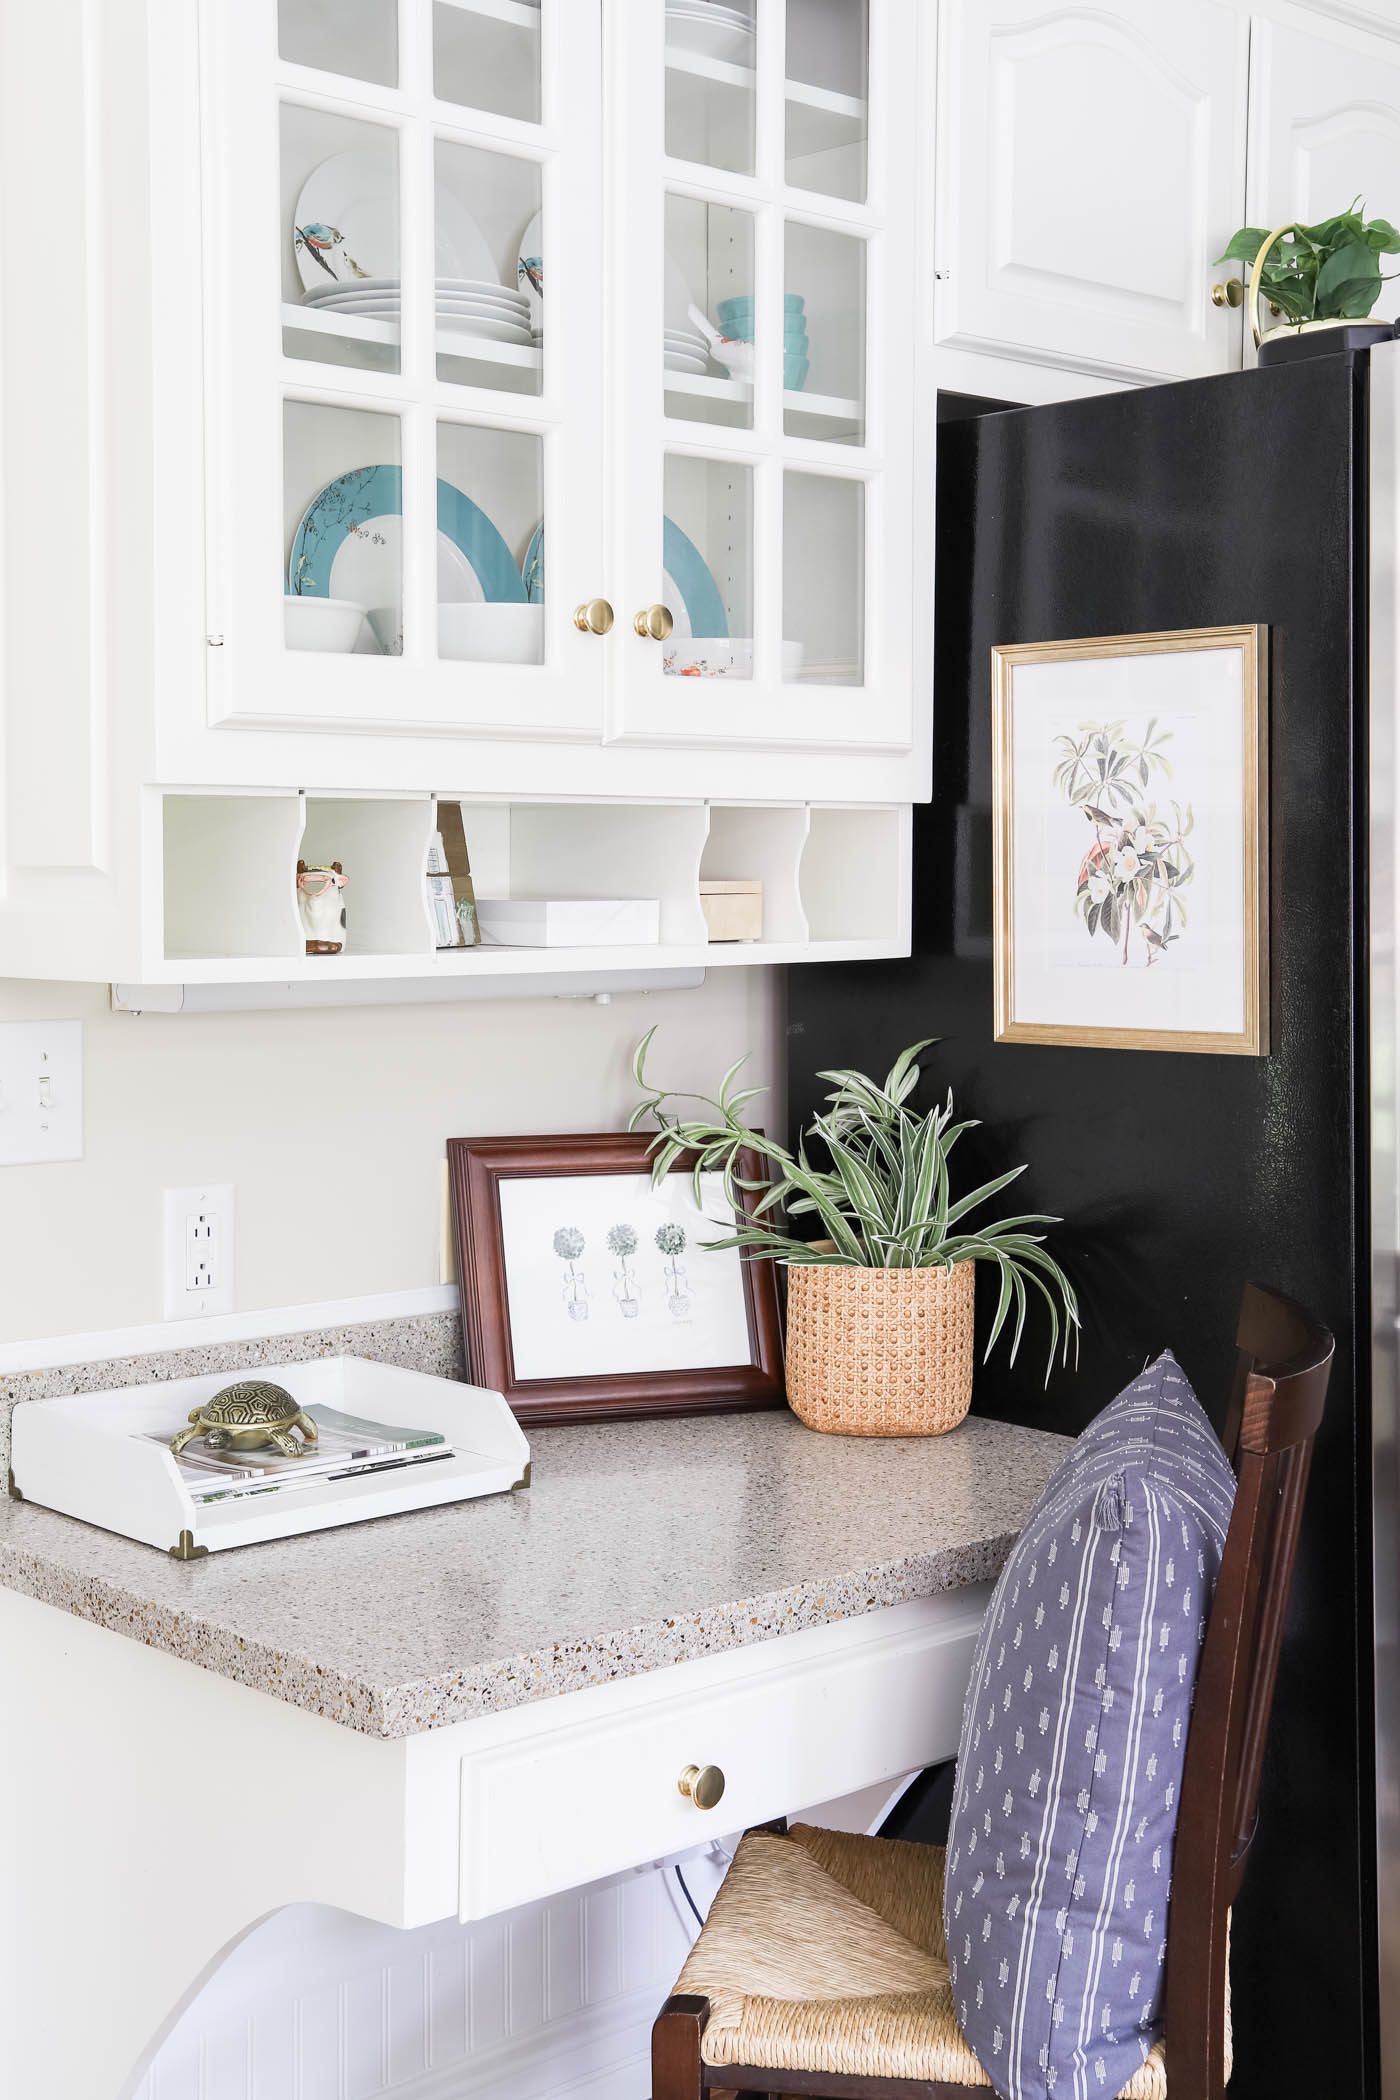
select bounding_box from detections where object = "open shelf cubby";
[702,804,810,944]
[800,805,904,944]
[162,792,437,965]
[157,792,907,976]
[455,799,709,950]
[300,796,437,956]
[162,794,305,961]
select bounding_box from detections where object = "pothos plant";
[629,1031,1079,1380]
[1053,716,1195,966]
[1217,200,1400,324]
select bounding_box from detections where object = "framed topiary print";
[447,1132,783,1425]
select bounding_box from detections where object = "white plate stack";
[665,0,755,62]
[300,276,533,346]
[665,326,710,374]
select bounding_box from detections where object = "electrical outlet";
[164,1184,235,1319]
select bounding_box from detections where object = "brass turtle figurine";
[169,1379,319,1461]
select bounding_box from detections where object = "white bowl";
[439,603,544,664]
[366,604,545,662]
[663,637,805,680]
[284,596,367,653]
[367,606,404,656]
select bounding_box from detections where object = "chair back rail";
[1164,1284,1334,2100]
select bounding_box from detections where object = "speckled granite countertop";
[0,1409,1070,1740]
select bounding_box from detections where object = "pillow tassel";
[1095,1472,1126,1532]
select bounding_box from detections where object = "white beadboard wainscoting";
[134,1852,703,2100]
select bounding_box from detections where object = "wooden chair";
[652,1282,1334,2100]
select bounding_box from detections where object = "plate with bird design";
[516,209,543,331]
[294,150,495,294]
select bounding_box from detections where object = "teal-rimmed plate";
[288,465,526,607]
[662,516,727,638]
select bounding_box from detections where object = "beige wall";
[0,971,783,1346]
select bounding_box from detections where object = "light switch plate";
[0,1020,83,1165]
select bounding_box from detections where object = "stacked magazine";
[149,1404,455,1506]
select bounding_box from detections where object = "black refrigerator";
[786,351,1395,2099]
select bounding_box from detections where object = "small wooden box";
[701,879,763,942]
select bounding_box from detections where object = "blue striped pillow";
[943,1352,1236,2100]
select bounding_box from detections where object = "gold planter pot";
[784,1261,976,1437]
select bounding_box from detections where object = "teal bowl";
[719,324,809,349]
[718,293,806,322]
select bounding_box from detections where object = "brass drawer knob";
[634,602,675,641]
[1211,278,1243,309]
[678,1762,725,1810]
[573,597,615,635]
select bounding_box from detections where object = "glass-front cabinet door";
[609,0,924,751]
[203,0,606,740]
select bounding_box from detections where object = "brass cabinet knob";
[1211,279,1244,309]
[678,1762,726,1810]
[573,597,615,635]
[634,603,675,641]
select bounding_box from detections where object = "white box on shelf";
[11,1359,529,1556]
[475,898,661,948]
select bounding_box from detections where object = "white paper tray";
[11,1357,529,1556]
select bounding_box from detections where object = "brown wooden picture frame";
[447,1132,785,1426]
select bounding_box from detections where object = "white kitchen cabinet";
[1247,14,1400,338]
[609,1,925,757]
[210,0,609,747]
[0,0,933,988]
[935,0,1250,385]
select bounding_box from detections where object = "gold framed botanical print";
[992,625,1268,1055]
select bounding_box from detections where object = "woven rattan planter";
[784,1261,976,1436]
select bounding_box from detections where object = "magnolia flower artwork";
[993,627,1268,1055]
[1054,718,1196,968]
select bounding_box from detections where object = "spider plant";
[629,1031,1079,1381]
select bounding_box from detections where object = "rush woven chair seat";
[662,1821,1197,2094]
[653,1283,1333,2100]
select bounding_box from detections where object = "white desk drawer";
[459,1590,989,1921]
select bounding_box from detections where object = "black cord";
[674,1862,705,1930]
